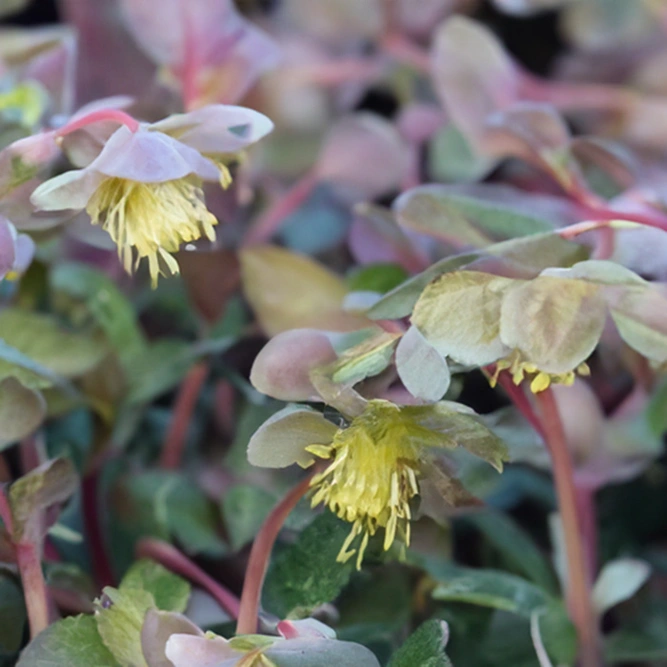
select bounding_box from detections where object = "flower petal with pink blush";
[0,218,15,277]
[89,126,220,183]
[151,105,274,155]
[30,169,105,212]
[165,633,242,667]
[277,619,337,640]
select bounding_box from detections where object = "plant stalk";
[236,474,313,635]
[535,389,600,667]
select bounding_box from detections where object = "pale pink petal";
[89,126,220,182]
[30,170,104,211]
[165,634,243,667]
[151,105,273,154]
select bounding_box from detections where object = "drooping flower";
[410,267,608,393]
[248,399,506,569]
[30,105,272,285]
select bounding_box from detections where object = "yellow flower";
[306,401,421,570]
[86,176,217,286]
[248,399,507,569]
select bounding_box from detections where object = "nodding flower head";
[306,400,423,570]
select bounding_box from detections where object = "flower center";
[86,176,218,286]
[489,349,591,393]
[306,401,421,570]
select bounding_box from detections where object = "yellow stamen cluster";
[86,176,218,286]
[490,349,591,393]
[305,401,421,570]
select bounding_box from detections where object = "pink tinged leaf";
[397,103,446,145]
[60,0,155,105]
[316,114,410,201]
[164,633,242,667]
[90,126,220,182]
[264,638,382,667]
[0,133,62,195]
[396,326,451,402]
[247,406,338,469]
[250,329,338,402]
[431,17,520,152]
[348,204,429,273]
[151,105,274,154]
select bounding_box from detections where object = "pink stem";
[180,4,201,110]
[236,475,313,635]
[535,389,599,667]
[520,74,636,114]
[242,172,318,246]
[137,538,240,619]
[56,109,140,136]
[575,484,598,582]
[16,541,50,638]
[380,33,431,73]
[160,362,209,470]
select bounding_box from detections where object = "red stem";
[534,389,599,667]
[242,172,318,247]
[56,109,140,136]
[160,362,209,470]
[137,538,240,619]
[575,484,598,582]
[236,475,313,634]
[82,471,116,589]
[16,541,50,638]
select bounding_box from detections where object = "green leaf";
[463,510,558,593]
[124,339,194,404]
[326,331,401,386]
[0,309,107,390]
[536,602,577,666]
[120,559,190,613]
[428,124,493,183]
[0,377,46,450]
[347,264,409,294]
[95,587,154,667]
[368,231,587,320]
[263,512,356,618]
[50,263,146,369]
[388,620,452,667]
[17,614,118,667]
[9,457,78,542]
[431,566,553,617]
[604,599,667,663]
[113,471,227,559]
[222,484,276,551]
[0,574,26,654]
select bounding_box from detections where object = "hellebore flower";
[410,268,607,393]
[410,259,667,393]
[248,399,506,569]
[30,105,272,285]
[0,214,34,281]
[161,613,380,667]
